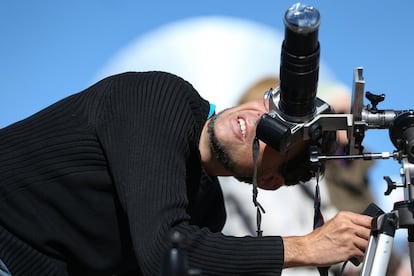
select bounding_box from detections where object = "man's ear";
[257,172,284,190]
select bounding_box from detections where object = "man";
[0,71,371,275]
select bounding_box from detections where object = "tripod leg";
[360,234,378,275]
[360,212,398,276]
[361,233,394,276]
[408,228,414,274]
[369,234,394,275]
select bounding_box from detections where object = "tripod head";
[316,67,414,201]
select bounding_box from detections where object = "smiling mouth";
[237,117,247,138]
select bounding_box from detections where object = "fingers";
[334,211,372,239]
[310,211,372,266]
[354,235,369,259]
[335,211,372,260]
[356,224,371,240]
[283,211,373,268]
[337,210,372,227]
[351,212,373,228]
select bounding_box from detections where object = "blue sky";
[1,1,414,210]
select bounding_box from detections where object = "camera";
[256,3,341,154]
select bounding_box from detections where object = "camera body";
[257,89,333,152]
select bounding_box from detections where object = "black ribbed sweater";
[0,71,284,275]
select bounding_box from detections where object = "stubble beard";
[207,111,237,174]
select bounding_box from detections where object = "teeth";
[238,118,247,137]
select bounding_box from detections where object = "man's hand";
[282,211,372,268]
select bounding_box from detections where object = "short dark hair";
[236,130,337,186]
[234,147,315,186]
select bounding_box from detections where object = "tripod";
[360,156,414,276]
[334,68,414,275]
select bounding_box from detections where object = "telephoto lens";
[279,3,320,121]
[256,3,324,153]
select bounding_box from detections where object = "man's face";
[207,99,305,190]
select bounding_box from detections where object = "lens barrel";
[279,3,321,121]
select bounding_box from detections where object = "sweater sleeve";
[96,72,284,275]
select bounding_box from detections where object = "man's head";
[199,98,310,190]
[199,75,341,189]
